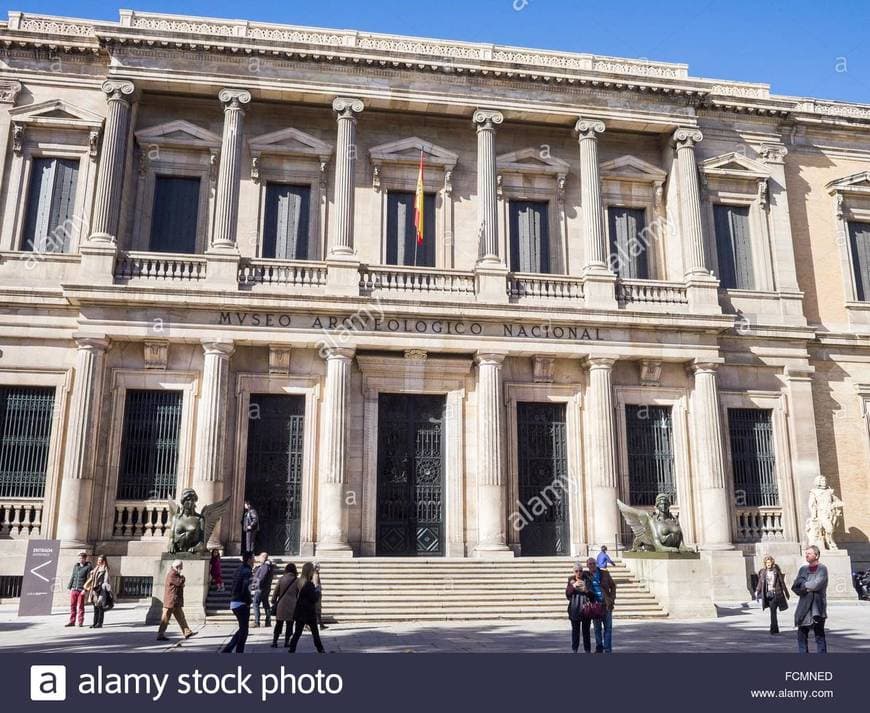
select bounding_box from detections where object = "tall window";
[0,387,55,499]
[509,200,550,273]
[608,206,649,279]
[21,157,80,253]
[848,221,870,301]
[728,408,778,507]
[386,190,435,267]
[117,390,183,501]
[149,176,200,254]
[262,183,311,260]
[625,405,676,506]
[713,204,754,289]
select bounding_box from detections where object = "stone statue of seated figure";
[617,493,686,552]
[167,488,231,554]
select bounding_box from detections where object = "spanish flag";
[414,149,425,245]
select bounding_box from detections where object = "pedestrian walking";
[156,560,195,641]
[241,500,259,555]
[585,557,616,653]
[596,545,615,570]
[271,563,300,648]
[222,552,254,653]
[65,551,93,627]
[792,545,829,653]
[288,562,325,653]
[755,555,789,634]
[313,562,326,629]
[252,552,275,628]
[209,549,224,591]
[566,562,593,653]
[85,555,113,629]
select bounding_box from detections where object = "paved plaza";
[1,602,869,654]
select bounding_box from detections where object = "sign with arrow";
[18,540,60,617]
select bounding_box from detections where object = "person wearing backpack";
[270,563,300,648]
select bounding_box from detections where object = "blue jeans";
[593,610,613,653]
[797,620,827,653]
[222,605,250,653]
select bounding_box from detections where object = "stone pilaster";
[584,357,620,546]
[473,352,512,557]
[89,80,135,243]
[316,347,355,555]
[689,360,734,549]
[56,336,109,548]
[192,339,234,547]
[0,80,22,209]
[211,88,251,251]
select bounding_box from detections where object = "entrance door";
[244,394,305,555]
[376,394,445,556]
[517,402,569,556]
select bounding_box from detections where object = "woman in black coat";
[288,562,325,653]
[755,555,789,634]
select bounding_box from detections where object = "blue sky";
[5,0,870,103]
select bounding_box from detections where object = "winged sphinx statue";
[617,493,686,552]
[167,488,231,554]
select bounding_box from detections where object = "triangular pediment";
[135,120,222,150]
[827,170,870,194]
[249,128,333,160]
[9,99,103,128]
[369,137,458,168]
[497,147,571,176]
[700,152,769,180]
[600,155,667,182]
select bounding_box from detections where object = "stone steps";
[205,557,667,622]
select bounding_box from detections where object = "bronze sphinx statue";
[617,493,687,552]
[167,488,231,554]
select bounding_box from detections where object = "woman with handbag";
[270,563,299,648]
[566,562,593,653]
[755,555,789,634]
[87,555,112,629]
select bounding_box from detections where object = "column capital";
[584,356,618,370]
[332,96,365,119]
[73,335,110,352]
[323,347,356,361]
[0,79,22,105]
[672,127,703,150]
[475,351,506,366]
[574,117,605,140]
[473,108,504,131]
[688,358,724,375]
[218,87,252,110]
[201,338,235,357]
[101,79,135,102]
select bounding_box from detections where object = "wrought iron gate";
[244,394,305,555]
[376,394,444,556]
[625,405,676,506]
[516,402,569,556]
[728,408,778,507]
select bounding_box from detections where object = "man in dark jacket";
[222,552,254,653]
[252,552,275,628]
[792,545,828,653]
[66,552,93,627]
[157,560,194,641]
[585,557,616,653]
[241,501,259,555]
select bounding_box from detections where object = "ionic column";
[689,361,734,549]
[316,348,355,555]
[673,128,707,278]
[330,97,364,257]
[89,80,135,243]
[575,118,608,272]
[584,357,620,546]
[56,337,109,548]
[473,109,504,264]
[474,352,512,556]
[192,339,234,548]
[211,88,251,251]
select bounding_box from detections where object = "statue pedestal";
[144,553,210,626]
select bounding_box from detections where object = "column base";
[475,263,509,304]
[79,239,118,285]
[686,275,722,315]
[582,268,617,310]
[472,544,515,559]
[314,543,355,558]
[326,257,361,297]
[205,249,241,290]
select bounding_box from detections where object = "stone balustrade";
[0,500,43,537]
[239,258,328,288]
[734,507,785,542]
[616,279,689,306]
[115,251,207,282]
[360,264,476,297]
[112,500,172,538]
[508,272,585,302]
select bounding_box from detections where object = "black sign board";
[18,539,60,616]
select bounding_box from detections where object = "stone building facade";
[0,10,868,600]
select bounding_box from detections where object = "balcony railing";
[114,251,207,282]
[617,279,688,306]
[360,264,476,297]
[734,507,785,543]
[239,258,327,288]
[508,273,584,301]
[112,500,172,539]
[0,500,43,538]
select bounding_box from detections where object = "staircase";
[206,558,667,623]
